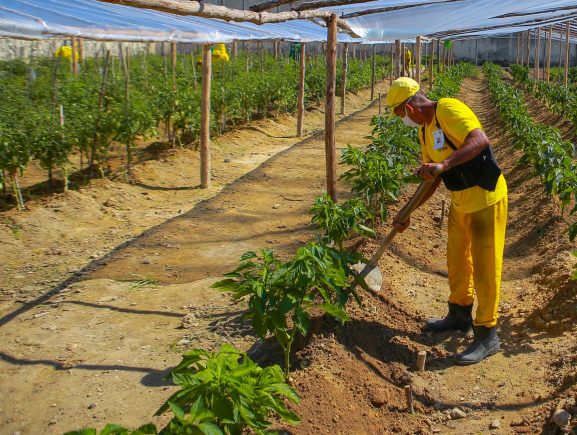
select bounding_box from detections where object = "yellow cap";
[386,77,420,109]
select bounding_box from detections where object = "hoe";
[354,178,438,292]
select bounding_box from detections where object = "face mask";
[402,113,420,128]
[401,101,421,128]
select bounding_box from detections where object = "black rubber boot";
[425,302,473,333]
[456,325,500,365]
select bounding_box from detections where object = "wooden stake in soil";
[171,41,177,90]
[297,42,306,137]
[325,14,338,202]
[378,92,382,115]
[439,199,446,228]
[535,27,541,80]
[71,36,78,76]
[547,26,553,82]
[564,21,570,87]
[516,33,520,64]
[394,39,401,78]
[370,44,376,100]
[231,40,237,59]
[429,40,435,90]
[415,36,421,85]
[340,43,348,115]
[404,385,414,413]
[526,30,531,69]
[416,351,427,371]
[200,45,212,189]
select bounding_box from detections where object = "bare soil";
[1,75,577,435]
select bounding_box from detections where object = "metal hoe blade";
[353,178,437,292]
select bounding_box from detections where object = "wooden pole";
[415,36,421,84]
[232,40,237,58]
[404,385,414,413]
[71,36,78,76]
[559,26,564,75]
[78,38,84,65]
[516,33,520,64]
[325,14,338,202]
[340,43,348,115]
[297,42,306,137]
[474,39,478,66]
[401,42,406,76]
[416,351,427,371]
[520,32,525,65]
[370,44,376,100]
[389,43,393,84]
[547,26,552,82]
[200,45,212,189]
[171,42,177,90]
[436,39,441,73]
[535,27,541,80]
[565,21,570,87]
[528,31,533,66]
[429,40,434,90]
[394,39,401,78]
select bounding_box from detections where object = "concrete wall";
[452,36,577,67]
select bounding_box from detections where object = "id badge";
[433,129,445,150]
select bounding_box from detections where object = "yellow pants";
[446,196,508,327]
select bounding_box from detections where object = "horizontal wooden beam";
[98,0,352,30]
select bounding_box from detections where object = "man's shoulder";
[436,98,477,119]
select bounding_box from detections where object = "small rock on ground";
[449,407,467,420]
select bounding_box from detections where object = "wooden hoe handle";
[367,178,437,267]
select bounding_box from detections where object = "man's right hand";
[393,215,411,233]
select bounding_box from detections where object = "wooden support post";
[547,26,552,82]
[526,30,531,69]
[401,42,408,77]
[71,36,78,76]
[325,14,338,202]
[394,39,401,78]
[565,21,570,87]
[559,26,564,75]
[378,93,382,115]
[429,40,435,90]
[370,44,376,100]
[474,39,478,66]
[535,27,541,80]
[389,44,394,84]
[200,45,212,189]
[436,40,441,73]
[232,40,237,58]
[520,32,525,65]
[297,42,306,137]
[78,38,84,64]
[415,36,422,84]
[404,385,414,413]
[274,40,279,59]
[171,41,177,90]
[516,33,520,64]
[416,351,427,371]
[340,43,348,115]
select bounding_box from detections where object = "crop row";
[484,63,577,243]
[65,63,476,435]
[0,51,390,210]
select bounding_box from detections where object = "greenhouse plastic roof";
[327,0,577,41]
[0,0,363,43]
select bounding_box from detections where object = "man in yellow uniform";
[386,77,507,365]
[404,48,413,77]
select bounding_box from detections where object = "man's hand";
[393,215,410,233]
[417,162,445,181]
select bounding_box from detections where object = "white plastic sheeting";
[327,0,577,41]
[0,0,364,43]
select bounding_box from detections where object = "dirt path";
[277,75,577,434]
[2,74,577,435]
[0,84,387,434]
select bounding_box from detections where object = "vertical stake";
[546,26,552,82]
[370,44,376,100]
[429,40,435,90]
[325,14,338,202]
[416,351,427,371]
[200,45,212,189]
[297,43,306,137]
[415,36,422,84]
[564,21,570,87]
[404,385,414,414]
[340,43,348,115]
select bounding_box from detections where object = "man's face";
[392,95,414,118]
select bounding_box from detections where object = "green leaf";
[320,303,351,323]
[196,422,224,435]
